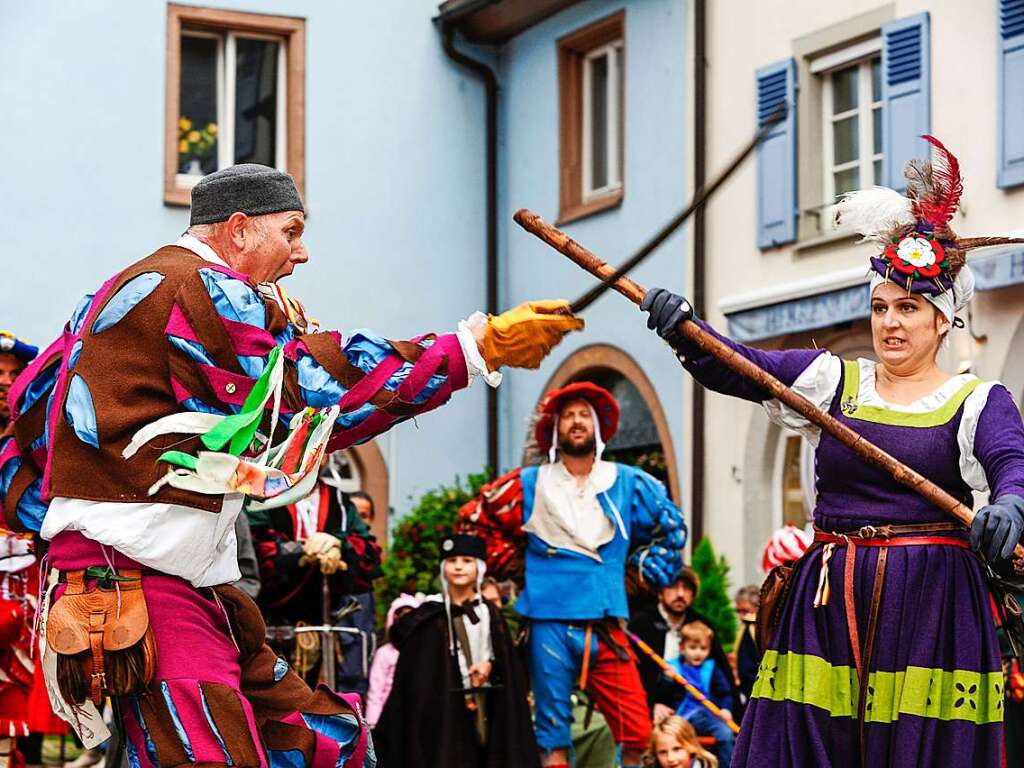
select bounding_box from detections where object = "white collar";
[856,358,978,413]
[174,233,231,268]
[549,459,617,494]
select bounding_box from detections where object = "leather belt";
[811,522,967,764]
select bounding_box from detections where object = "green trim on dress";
[836,359,981,427]
[751,650,1004,724]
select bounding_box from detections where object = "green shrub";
[691,536,737,652]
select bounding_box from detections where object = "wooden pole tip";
[513,208,534,225]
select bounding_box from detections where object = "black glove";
[970,494,1024,563]
[641,288,696,354]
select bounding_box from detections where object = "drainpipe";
[440,23,500,477]
[691,0,707,544]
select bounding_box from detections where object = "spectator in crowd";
[349,491,375,527]
[630,565,736,721]
[664,622,735,766]
[375,533,538,767]
[646,715,718,768]
[733,585,760,709]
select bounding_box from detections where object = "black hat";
[190,163,305,225]
[439,533,486,562]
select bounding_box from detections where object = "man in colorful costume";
[250,451,382,690]
[641,136,1024,766]
[458,382,687,768]
[0,163,582,767]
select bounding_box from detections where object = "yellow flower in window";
[187,130,201,143]
[179,139,189,154]
[179,117,192,132]
[206,123,218,135]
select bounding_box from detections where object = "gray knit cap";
[190,164,305,225]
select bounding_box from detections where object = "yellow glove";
[481,300,584,370]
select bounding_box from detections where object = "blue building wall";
[0,0,494,521]
[495,0,690,491]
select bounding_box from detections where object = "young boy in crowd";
[665,622,735,766]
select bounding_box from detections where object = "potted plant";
[178,116,218,175]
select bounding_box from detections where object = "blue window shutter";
[999,0,1024,187]
[755,58,797,250]
[881,13,931,191]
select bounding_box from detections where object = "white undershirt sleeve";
[957,382,998,493]
[761,352,843,446]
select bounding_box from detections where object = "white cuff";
[457,312,502,388]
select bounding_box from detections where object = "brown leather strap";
[88,610,106,706]
[579,623,594,690]
[857,547,888,766]
[63,570,86,596]
[844,539,862,678]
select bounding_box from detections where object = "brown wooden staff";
[513,207,1024,562]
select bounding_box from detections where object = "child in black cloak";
[373,533,539,767]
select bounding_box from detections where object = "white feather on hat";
[833,186,916,246]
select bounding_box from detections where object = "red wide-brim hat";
[534,381,620,454]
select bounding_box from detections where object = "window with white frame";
[178,30,286,184]
[582,40,624,201]
[165,5,305,206]
[814,41,883,203]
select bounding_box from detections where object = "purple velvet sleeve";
[972,385,1024,500]
[682,319,827,403]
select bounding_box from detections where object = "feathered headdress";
[835,135,1024,297]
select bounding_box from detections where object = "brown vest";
[47,247,291,514]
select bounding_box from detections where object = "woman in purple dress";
[642,137,1024,766]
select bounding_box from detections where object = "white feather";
[834,187,916,245]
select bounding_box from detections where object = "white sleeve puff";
[761,352,843,446]
[957,382,999,493]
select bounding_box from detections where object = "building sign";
[726,284,870,342]
[725,248,1024,342]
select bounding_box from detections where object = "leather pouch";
[756,562,795,654]
[46,569,156,706]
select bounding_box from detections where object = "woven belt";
[811,522,968,763]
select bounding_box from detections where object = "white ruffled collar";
[855,358,977,413]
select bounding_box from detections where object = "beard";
[558,434,596,458]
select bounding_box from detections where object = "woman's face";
[870,282,949,372]
[654,732,692,768]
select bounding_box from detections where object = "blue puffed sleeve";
[626,468,687,588]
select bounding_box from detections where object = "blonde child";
[665,622,735,765]
[647,716,718,768]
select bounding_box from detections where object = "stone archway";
[348,440,389,548]
[534,344,681,503]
